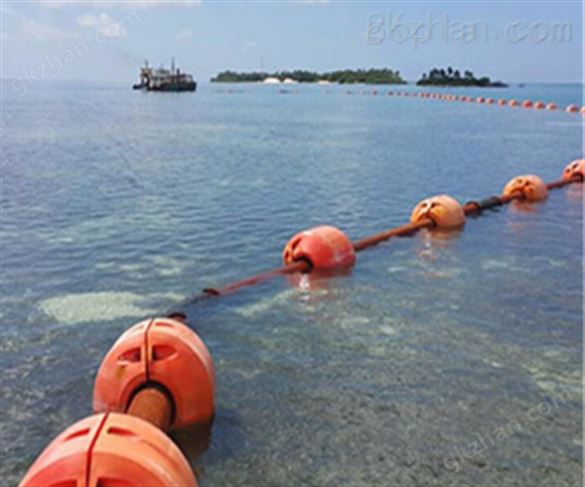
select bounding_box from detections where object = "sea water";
[1,80,582,486]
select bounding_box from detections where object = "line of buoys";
[385,89,583,116]
[20,315,214,486]
[200,159,583,297]
[213,88,583,116]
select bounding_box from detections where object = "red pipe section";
[203,260,310,296]
[352,218,434,252]
[127,387,173,432]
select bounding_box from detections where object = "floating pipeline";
[20,315,215,486]
[17,161,585,486]
[213,88,585,115]
[387,89,584,116]
[196,160,583,299]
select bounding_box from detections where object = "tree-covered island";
[211,68,407,84]
[417,67,507,87]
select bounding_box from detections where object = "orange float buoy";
[546,102,557,110]
[19,413,197,487]
[508,99,519,107]
[410,195,466,229]
[563,159,585,181]
[476,96,485,103]
[93,317,215,429]
[522,100,533,108]
[533,101,545,109]
[498,99,507,106]
[486,98,494,104]
[566,104,579,113]
[503,175,549,202]
[283,225,356,270]
[581,106,585,115]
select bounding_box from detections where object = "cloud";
[38,0,201,8]
[77,12,127,38]
[174,28,192,42]
[130,0,201,7]
[19,17,75,41]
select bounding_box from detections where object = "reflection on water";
[1,81,582,486]
[286,267,354,293]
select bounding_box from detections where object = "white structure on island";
[263,77,281,84]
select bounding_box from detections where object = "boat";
[133,59,196,92]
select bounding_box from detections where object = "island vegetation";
[211,68,406,85]
[417,67,507,87]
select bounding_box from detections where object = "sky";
[1,0,583,84]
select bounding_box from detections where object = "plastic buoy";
[534,101,545,109]
[566,104,579,113]
[19,413,197,487]
[93,317,215,429]
[563,159,585,182]
[476,96,485,103]
[522,100,533,108]
[508,99,519,107]
[486,98,494,104]
[410,195,466,229]
[283,225,355,270]
[581,106,585,115]
[498,99,507,106]
[503,175,549,202]
[546,102,557,110]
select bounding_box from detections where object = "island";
[416,67,507,87]
[211,68,406,85]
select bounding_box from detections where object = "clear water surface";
[1,81,583,486]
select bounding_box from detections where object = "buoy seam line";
[84,412,109,487]
[165,174,581,307]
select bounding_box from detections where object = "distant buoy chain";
[383,90,584,115]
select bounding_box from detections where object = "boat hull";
[147,82,197,92]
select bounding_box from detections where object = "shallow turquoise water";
[1,81,583,486]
